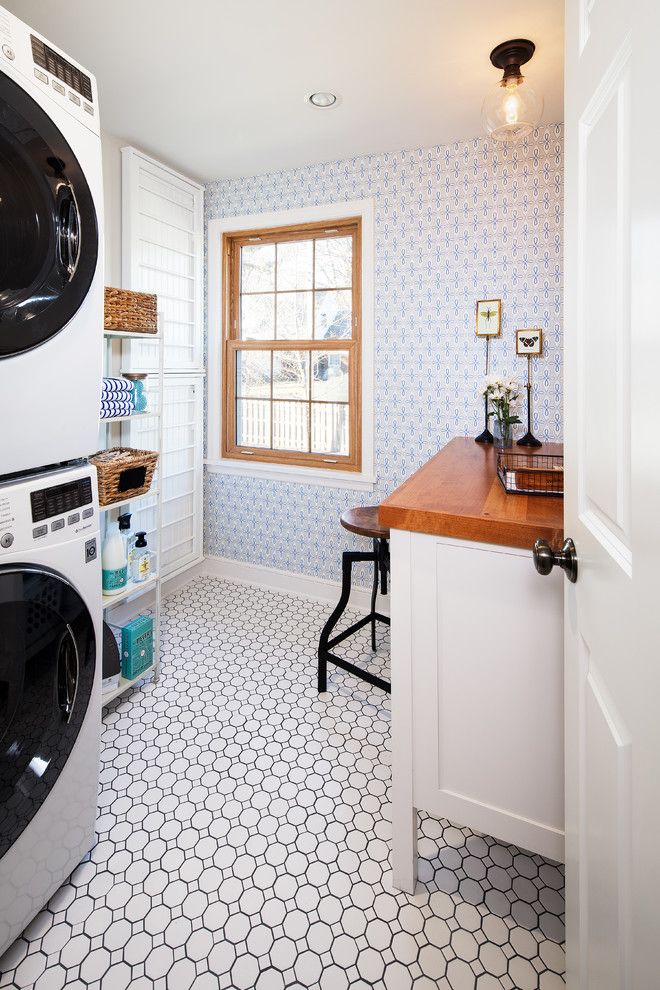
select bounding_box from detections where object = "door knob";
[533,538,578,583]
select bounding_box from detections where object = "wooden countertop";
[379,437,564,550]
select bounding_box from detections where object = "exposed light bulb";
[503,82,521,125]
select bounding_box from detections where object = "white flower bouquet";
[483,375,522,447]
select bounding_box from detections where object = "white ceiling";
[7,0,564,182]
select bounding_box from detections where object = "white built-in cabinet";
[120,147,204,579]
[391,529,564,893]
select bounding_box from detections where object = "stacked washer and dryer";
[0,6,104,954]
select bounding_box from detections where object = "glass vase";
[493,418,513,449]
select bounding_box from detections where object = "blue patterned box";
[121,615,153,680]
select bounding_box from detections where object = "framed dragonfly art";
[475,299,502,337]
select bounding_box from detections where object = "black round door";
[0,71,98,358]
[0,565,96,858]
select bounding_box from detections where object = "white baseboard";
[163,560,207,598]
[117,555,390,617]
[425,790,564,864]
[198,554,390,615]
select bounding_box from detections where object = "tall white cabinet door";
[564,0,660,986]
[121,147,204,372]
[121,147,205,579]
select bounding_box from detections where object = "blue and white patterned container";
[125,375,148,413]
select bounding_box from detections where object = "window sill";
[204,458,376,491]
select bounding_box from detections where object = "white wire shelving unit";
[100,318,164,705]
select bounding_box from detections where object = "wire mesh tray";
[496,451,564,497]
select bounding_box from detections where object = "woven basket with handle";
[89,447,159,506]
[104,287,158,334]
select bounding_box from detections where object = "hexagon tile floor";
[0,576,566,990]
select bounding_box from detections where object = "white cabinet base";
[391,529,564,893]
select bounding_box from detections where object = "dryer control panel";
[30,35,93,104]
[0,5,100,135]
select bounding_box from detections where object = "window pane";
[277,239,313,290]
[236,398,271,448]
[236,351,270,398]
[311,403,349,455]
[273,350,309,400]
[276,291,312,339]
[241,294,275,340]
[312,350,349,402]
[240,243,275,292]
[273,401,309,452]
[314,290,352,339]
[314,236,352,289]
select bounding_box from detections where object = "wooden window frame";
[221,217,362,472]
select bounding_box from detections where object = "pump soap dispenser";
[131,531,151,583]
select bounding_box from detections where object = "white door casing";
[564,0,660,986]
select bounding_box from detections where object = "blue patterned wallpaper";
[204,125,563,579]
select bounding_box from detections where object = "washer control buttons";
[83,102,94,115]
[82,507,94,519]
[52,79,65,95]
[51,518,65,532]
[0,533,13,549]
[33,525,48,539]
[68,512,80,526]
[68,91,81,105]
[34,68,48,84]
[2,44,15,61]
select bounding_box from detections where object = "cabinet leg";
[391,803,418,894]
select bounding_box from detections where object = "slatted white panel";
[121,146,204,579]
[125,376,203,578]
[121,146,204,372]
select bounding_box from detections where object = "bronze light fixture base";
[489,39,536,79]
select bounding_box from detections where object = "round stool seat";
[340,505,390,541]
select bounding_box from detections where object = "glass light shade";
[482,75,543,143]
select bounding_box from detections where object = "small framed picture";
[516,328,543,356]
[476,299,501,337]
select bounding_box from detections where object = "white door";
[562,0,660,986]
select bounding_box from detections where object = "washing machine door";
[0,71,98,358]
[0,565,96,858]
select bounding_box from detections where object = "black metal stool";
[317,506,391,694]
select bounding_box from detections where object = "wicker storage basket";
[89,447,159,506]
[104,287,158,334]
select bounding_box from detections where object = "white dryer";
[0,461,101,955]
[0,6,103,477]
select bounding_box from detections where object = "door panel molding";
[577,36,632,567]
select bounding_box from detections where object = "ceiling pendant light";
[482,39,543,144]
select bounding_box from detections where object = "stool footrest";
[326,611,390,651]
[319,651,391,695]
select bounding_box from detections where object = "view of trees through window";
[223,219,361,470]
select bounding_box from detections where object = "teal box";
[121,615,154,680]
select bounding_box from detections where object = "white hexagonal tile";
[0,579,564,990]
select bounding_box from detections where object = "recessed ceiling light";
[308,92,337,108]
